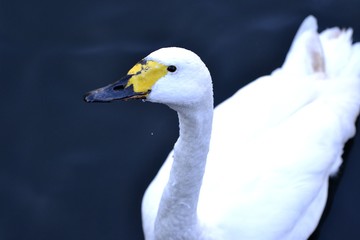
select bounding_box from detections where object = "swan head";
[84,47,213,108]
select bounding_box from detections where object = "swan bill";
[83,75,147,102]
[84,59,168,102]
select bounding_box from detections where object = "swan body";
[85,16,360,240]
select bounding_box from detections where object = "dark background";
[1,0,360,239]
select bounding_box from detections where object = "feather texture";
[141,16,360,240]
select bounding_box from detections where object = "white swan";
[84,16,360,240]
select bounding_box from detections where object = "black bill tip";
[83,89,112,103]
[83,92,109,103]
[83,92,94,103]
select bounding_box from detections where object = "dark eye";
[167,65,177,72]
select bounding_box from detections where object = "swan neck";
[155,101,213,239]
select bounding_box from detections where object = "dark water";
[1,0,360,239]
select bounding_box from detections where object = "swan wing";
[198,17,360,239]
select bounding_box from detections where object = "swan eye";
[167,65,177,72]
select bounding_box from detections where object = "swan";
[84,16,360,240]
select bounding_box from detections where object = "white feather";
[141,16,360,240]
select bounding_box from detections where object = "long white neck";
[154,98,213,240]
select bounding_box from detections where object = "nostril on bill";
[113,85,125,91]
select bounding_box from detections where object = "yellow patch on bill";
[126,60,168,93]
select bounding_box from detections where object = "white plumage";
[85,16,360,240]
